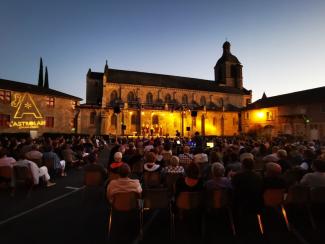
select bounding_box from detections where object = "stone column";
[100,111,109,135]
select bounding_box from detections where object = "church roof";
[215,41,241,65]
[216,54,240,65]
[246,86,325,109]
[0,78,82,100]
[88,69,251,95]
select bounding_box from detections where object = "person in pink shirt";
[0,148,16,167]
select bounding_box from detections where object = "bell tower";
[214,41,243,89]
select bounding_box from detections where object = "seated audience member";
[106,163,142,201]
[178,145,194,165]
[161,143,173,164]
[277,149,291,173]
[61,144,78,166]
[162,156,184,175]
[262,146,279,163]
[263,162,286,190]
[300,149,315,171]
[175,163,204,198]
[25,144,43,165]
[15,153,55,187]
[300,160,325,187]
[143,152,161,172]
[42,145,66,176]
[84,152,107,181]
[109,152,124,174]
[205,162,232,191]
[0,148,16,184]
[0,148,16,167]
[226,152,242,175]
[232,158,263,212]
[193,147,208,164]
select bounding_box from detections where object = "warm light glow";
[129,111,133,115]
[141,112,145,115]
[257,111,264,119]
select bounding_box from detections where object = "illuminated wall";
[79,107,239,137]
[241,107,279,137]
[0,90,79,134]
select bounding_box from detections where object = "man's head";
[265,162,282,177]
[241,158,255,171]
[277,149,287,159]
[119,163,131,178]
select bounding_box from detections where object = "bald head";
[265,162,282,177]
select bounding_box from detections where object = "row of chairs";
[105,185,325,241]
[0,165,34,196]
[107,188,236,241]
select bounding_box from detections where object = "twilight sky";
[1,0,325,102]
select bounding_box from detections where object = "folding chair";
[175,192,203,239]
[143,171,161,188]
[0,166,13,186]
[107,192,142,240]
[285,184,315,229]
[140,188,174,240]
[310,187,325,229]
[164,173,182,194]
[84,171,103,186]
[258,188,290,235]
[206,190,236,236]
[12,165,34,196]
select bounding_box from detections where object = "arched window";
[110,90,118,103]
[131,114,137,125]
[127,91,135,102]
[165,94,171,103]
[111,114,117,128]
[200,96,206,106]
[146,92,153,104]
[152,115,159,125]
[182,94,188,104]
[89,111,96,125]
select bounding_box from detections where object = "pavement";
[0,165,324,244]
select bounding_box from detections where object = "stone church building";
[78,42,252,137]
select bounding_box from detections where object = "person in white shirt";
[0,148,16,167]
[14,154,55,187]
[300,160,325,188]
[106,163,142,202]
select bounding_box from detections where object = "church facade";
[78,42,252,137]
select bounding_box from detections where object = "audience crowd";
[1,133,325,214]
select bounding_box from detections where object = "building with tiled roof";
[0,59,81,136]
[241,86,325,140]
[79,42,252,137]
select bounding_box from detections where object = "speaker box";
[186,126,190,131]
[191,111,197,117]
[113,106,121,114]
